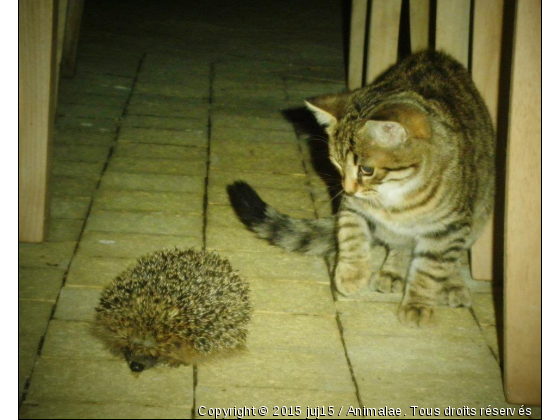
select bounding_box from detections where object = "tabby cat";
[227,51,495,327]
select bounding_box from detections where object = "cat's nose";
[342,178,358,195]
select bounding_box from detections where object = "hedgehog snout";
[124,350,157,373]
[129,361,145,372]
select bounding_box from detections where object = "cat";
[227,50,495,327]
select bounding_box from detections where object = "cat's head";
[305,92,432,206]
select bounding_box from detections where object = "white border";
[542,0,550,416]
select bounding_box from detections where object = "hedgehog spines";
[96,248,252,372]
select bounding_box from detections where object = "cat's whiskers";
[312,188,345,215]
[308,171,341,180]
[369,195,397,221]
[306,186,341,195]
[306,135,329,145]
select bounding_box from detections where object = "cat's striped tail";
[226,181,336,257]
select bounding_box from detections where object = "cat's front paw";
[398,302,435,327]
[335,262,371,296]
[371,271,404,294]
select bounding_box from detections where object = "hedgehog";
[95,248,252,373]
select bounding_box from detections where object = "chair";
[347,0,541,405]
[19,0,84,242]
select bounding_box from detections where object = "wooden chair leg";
[503,0,541,405]
[470,0,504,281]
[435,0,471,67]
[348,0,369,90]
[61,0,85,77]
[18,0,58,243]
[365,0,402,84]
[409,0,430,52]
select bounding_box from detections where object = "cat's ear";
[370,104,431,140]
[304,93,351,127]
[362,120,408,147]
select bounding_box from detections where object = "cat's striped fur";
[227,51,495,327]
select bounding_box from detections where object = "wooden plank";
[435,0,471,67]
[61,0,85,77]
[469,0,504,281]
[365,0,402,84]
[19,0,58,243]
[471,0,504,123]
[348,0,369,90]
[409,0,430,52]
[503,0,541,405]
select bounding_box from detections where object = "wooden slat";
[471,0,504,121]
[365,0,402,84]
[435,0,471,67]
[60,0,85,77]
[18,0,58,243]
[409,0,430,52]
[348,0,369,90]
[503,0,541,405]
[469,0,504,281]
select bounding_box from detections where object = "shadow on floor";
[283,107,342,215]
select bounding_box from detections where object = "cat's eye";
[359,165,374,176]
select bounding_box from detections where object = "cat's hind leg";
[399,224,471,327]
[436,268,472,308]
[371,247,411,294]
